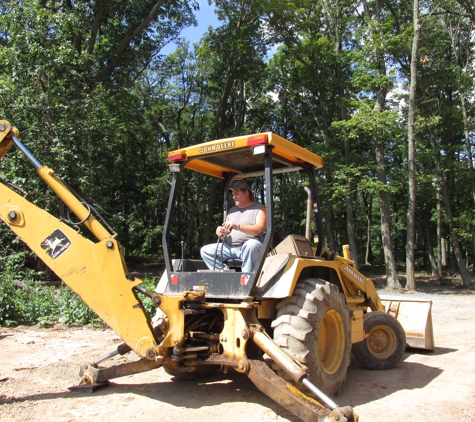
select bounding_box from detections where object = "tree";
[356,0,402,288]
[264,0,363,262]
[411,1,474,286]
[406,0,421,291]
[0,0,198,259]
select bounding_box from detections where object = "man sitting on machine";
[200,180,266,272]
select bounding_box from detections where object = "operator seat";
[225,258,242,271]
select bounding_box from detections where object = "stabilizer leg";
[69,358,162,392]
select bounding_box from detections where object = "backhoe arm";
[0,121,157,358]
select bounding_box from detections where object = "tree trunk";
[340,84,358,267]
[324,208,337,253]
[448,28,475,205]
[346,192,359,268]
[460,98,475,205]
[405,0,420,291]
[472,224,475,274]
[325,0,359,267]
[377,144,400,289]
[441,238,447,267]
[423,207,439,278]
[363,193,373,266]
[204,177,218,245]
[338,64,358,268]
[448,15,475,273]
[429,130,472,287]
[440,182,471,285]
[361,0,399,288]
[212,57,236,138]
[437,188,444,278]
[461,96,475,270]
[184,175,204,254]
[234,79,246,135]
[318,95,337,252]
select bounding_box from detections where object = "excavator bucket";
[380,298,435,351]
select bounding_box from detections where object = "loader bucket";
[380,298,435,351]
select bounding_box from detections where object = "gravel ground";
[1,276,474,422]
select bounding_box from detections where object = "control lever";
[212,230,231,271]
[179,240,185,271]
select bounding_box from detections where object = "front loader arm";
[335,246,384,312]
[0,122,157,358]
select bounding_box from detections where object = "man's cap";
[228,180,251,192]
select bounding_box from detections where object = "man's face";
[231,189,248,208]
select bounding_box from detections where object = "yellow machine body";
[0,123,435,422]
[165,133,434,352]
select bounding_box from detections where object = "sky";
[182,1,221,41]
[162,1,221,54]
[162,2,278,60]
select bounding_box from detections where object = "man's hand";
[216,221,236,238]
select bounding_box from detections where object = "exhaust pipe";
[304,187,312,242]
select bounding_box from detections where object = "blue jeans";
[200,238,262,273]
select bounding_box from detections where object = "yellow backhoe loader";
[0,121,434,422]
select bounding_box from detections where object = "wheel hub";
[318,309,345,375]
[368,326,397,358]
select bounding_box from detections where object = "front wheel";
[271,278,351,396]
[352,311,406,370]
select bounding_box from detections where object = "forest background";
[0,0,474,325]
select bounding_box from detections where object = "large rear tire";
[352,311,406,370]
[271,278,351,396]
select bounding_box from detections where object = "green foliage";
[0,272,104,327]
[135,276,159,318]
[0,0,474,288]
[0,273,21,326]
[56,287,103,326]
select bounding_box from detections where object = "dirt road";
[1,279,474,422]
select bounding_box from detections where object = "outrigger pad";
[68,381,109,393]
[381,299,435,351]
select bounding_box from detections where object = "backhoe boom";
[0,121,157,358]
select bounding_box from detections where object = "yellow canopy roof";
[168,132,324,178]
